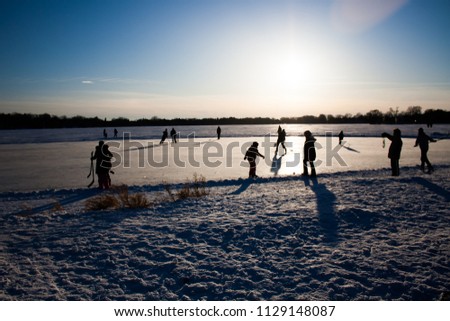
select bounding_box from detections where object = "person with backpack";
[91,141,113,189]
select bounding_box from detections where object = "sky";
[0,0,449,119]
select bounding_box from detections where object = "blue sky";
[1,0,449,119]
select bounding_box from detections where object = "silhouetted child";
[382,129,403,176]
[338,130,344,145]
[275,128,287,155]
[244,142,265,178]
[414,128,436,173]
[302,130,317,177]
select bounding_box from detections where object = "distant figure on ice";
[114,128,118,138]
[414,128,436,173]
[275,128,287,155]
[103,129,107,139]
[302,130,317,177]
[91,141,113,189]
[381,129,403,176]
[244,142,265,178]
[160,128,168,144]
[217,126,222,140]
[338,130,344,145]
[170,128,177,143]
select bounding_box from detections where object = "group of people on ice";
[382,127,436,176]
[91,125,437,189]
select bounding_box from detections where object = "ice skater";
[381,128,403,176]
[160,128,168,144]
[244,142,265,178]
[103,129,107,139]
[338,130,344,145]
[217,126,222,140]
[91,141,113,189]
[302,130,317,177]
[114,128,118,138]
[170,128,177,143]
[414,128,436,173]
[275,128,287,155]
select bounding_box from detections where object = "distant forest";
[0,106,449,129]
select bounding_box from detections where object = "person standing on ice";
[91,141,113,189]
[170,128,177,143]
[244,142,265,178]
[381,128,403,176]
[302,130,317,177]
[217,126,222,140]
[338,130,344,145]
[414,128,436,173]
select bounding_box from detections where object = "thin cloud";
[331,0,409,34]
[82,80,94,84]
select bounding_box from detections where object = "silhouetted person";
[114,128,118,138]
[338,130,344,145]
[275,128,287,155]
[244,142,265,178]
[103,129,107,139]
[382,128,403,176]
[302,130,317,177]
[217,126,222,140]
[414,128,436,173]
[160,128,168,144]
[91,141,113,189]
[170,128,177,143]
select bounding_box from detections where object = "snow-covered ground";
[0,125,449,300]
[1,166,449,300]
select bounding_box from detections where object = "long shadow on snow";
[303,177,338,245]
[404,177,450,202]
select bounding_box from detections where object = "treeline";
[0,106,449,129]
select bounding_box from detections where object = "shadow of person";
[230,179,252,195]
[303,177,338,244]
[270,155,283,176]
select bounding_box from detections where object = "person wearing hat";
[302,130,317,177]
[382,128,403,176]
[244,142,265,178]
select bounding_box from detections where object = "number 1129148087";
[256,305,335,317]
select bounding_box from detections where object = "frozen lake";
[1,125,449,192]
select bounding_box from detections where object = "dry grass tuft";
[85,185,151,211]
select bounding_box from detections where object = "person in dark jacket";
[91,141,113,189]
[414,128,436,173]
[338,130,344,145]
[160,128,168,144]
[170,128,177,143]
[382,128,403,176]
[244,142,265,178]
[275,128,287,155]
[302,130,317,177]
[217,126,222,140]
